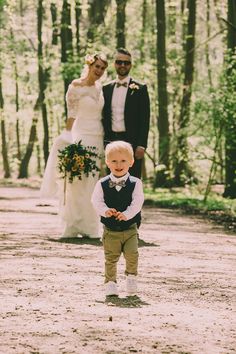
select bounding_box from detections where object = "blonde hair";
[105,141,134,162]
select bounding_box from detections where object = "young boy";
[91,141,144,297]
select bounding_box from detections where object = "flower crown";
[85,53,107,66]
[85,54,96,65]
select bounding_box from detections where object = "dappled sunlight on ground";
[0,186,236,353]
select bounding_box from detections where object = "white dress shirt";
[111,76,130,132]
[91,172,144,220]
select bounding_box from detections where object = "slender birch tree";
[87,0,111,45]
[0,0,10,178]
[116,0,127,48]
[19,0,49,177]
[174,0,197,185]
[50,2,58,45]
[155,0,170,186]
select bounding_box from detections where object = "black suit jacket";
[102,78,150,148]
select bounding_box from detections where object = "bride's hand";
[59,130,73,144]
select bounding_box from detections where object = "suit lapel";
[126,78,132,99]
[107,81,116,107]
[124,78,133,113]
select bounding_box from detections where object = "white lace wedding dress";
[40,80,104,238]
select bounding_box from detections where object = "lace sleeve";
[65,82,80,119]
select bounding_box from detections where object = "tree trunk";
[18,115,37,178]
[205,0,212,86]
[171,0,187,182]
[223,0,236,198]
[155,0,170,187]
[87,0,111,45]
[18,0,49,177]
[38,0,49,165]
[115,0,127,48]
[174,0,196,185]
[50,3,58,45]
[140,0,147,63]
[10,28,21,161]
[60,0,73,64]
[36,135,41,175]
[0,72,11,178]
[0,0,10,178]
[60,0,73,116]
[75,0,81,56]
[181,0,187,48]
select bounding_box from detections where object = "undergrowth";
[144,186,236,233]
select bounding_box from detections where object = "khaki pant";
[102,224,139,283]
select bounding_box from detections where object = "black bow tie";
[109,180,126,188]
[116,82,127,88]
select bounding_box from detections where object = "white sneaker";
[105,281,118,296]
[126,275,137,295]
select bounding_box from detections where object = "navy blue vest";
[101,176,141,231]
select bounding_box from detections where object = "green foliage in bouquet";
[58,141,100,183]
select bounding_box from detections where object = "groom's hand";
[135,146,145,160]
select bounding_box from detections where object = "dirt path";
[0,186,236,354]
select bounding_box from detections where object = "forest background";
[0,0,236,225]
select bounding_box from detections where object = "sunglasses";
[115,60,131,66]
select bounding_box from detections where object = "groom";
[102,48,150,178]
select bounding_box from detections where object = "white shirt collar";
[116,76,130,84]
[109,172,130,182]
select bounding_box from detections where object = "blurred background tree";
[0,0,235,199]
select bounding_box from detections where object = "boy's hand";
[115,211,127,221]
[105,208,117,218]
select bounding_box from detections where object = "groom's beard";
[116,67,131,77]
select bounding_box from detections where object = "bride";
[40,53,108,238]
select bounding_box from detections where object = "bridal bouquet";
[58,141,100,183]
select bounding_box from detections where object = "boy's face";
[106,150,134,178]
